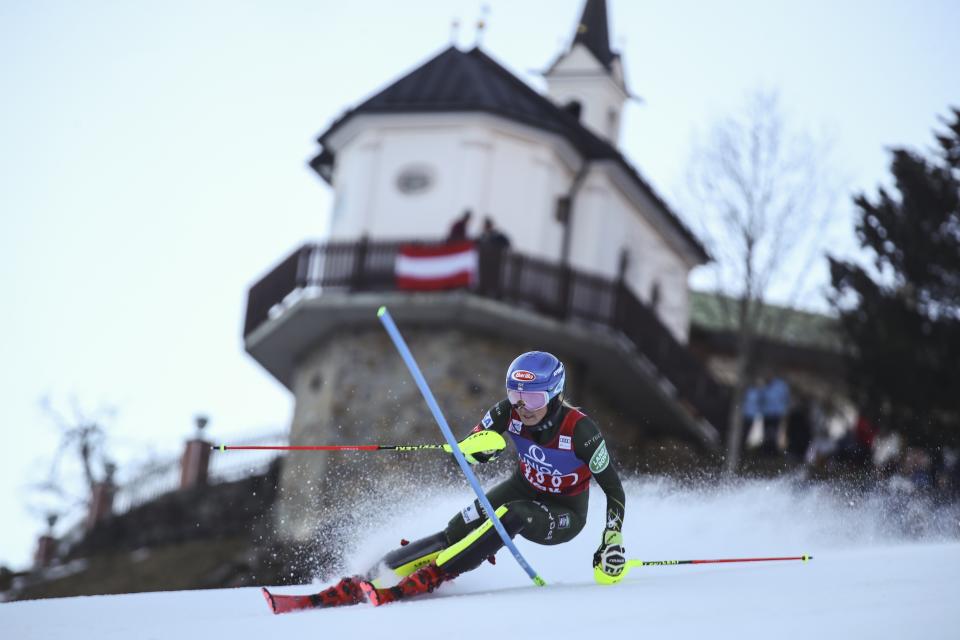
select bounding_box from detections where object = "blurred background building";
[243,0,736,549]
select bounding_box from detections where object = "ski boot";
[262,575,364,614]
[359,562,451,606]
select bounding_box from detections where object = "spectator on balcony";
[759,375,790,456]
[476,217,511,297]
[447,209,473,242]
[478,216,511,250]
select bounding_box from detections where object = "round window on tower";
[395,164,435,195]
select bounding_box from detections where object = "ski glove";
[593,529,626,577]
[464,449,500,465]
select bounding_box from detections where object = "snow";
[3,476,959,639]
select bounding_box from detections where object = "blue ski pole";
[377,305,546,586]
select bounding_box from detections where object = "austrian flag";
[395,241,478,290]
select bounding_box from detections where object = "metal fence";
[111,432,286,516]
[243,239,731,432]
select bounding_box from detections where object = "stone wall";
[274,326,708,547]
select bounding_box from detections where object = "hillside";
[3,477,958,639]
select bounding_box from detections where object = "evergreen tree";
[829,108,960,446]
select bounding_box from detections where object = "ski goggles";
[507,390,550,411]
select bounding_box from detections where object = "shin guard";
[379,531,448,578]
[437,505,524,575]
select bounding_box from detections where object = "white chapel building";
[308,0,708,341]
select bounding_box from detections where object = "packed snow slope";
[3,476,959,640]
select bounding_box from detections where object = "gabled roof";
[574,0,617,70]
[310,46,708,263]
[314,47,613,159]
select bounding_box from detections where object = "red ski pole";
[213,429,505,455]
[217,444,416,452]
[595,554,813,584]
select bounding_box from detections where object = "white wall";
[569,170,692,342]
[327,114,574,263]
[326,113,692,341]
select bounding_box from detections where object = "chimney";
[180,415,212,489]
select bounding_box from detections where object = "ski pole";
[216,444,438,452]
[213,428,505,456]
[377,305,547,587]
[595,554,813,585]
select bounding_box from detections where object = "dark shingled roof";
[574,0,617,70]
[311,46,707,262]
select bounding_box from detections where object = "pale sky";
[1,0,957,569]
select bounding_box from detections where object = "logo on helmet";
[511,370,536,382]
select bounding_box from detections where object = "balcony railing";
[244,238,730,433]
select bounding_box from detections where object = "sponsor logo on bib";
[461,503,480,524]
[559,435,572,450]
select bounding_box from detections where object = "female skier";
[263,351,626,612]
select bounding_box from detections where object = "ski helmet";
[505,351,565,411]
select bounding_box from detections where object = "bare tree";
[684,90,839,473]
[28,397,118,523]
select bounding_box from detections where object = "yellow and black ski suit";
[381,399,625,578]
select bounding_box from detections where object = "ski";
[262,576,365,614]
[262,588,322,614]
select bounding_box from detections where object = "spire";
[573,0,615,70]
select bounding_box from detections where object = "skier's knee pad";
[380,530,448,578]
[436,505,524,575]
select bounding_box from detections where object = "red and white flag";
[395,241,478,290]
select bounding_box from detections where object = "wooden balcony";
[243,238,731,446]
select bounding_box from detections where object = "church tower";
[544,0,629,143]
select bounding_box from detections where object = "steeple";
[573,0,615,70]
[543,0,628,143]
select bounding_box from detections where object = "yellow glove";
[593,529,626,576]
[463,448,500,465]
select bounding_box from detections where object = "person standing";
[478,216,511,250]
[760,375,790,456]
[446,209,472,242]
[477,216,511,296]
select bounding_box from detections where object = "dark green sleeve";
[469,399,512,435]
[573,416,625,533]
